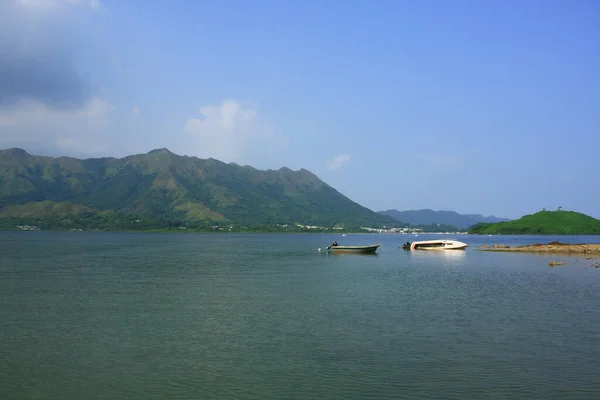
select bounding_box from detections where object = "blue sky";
[0,0,598,219]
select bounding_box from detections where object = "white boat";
[401,239,468,251]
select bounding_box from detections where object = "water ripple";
[1,232,600,399]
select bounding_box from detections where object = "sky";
[0,0,598,219]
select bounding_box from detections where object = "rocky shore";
[478,241,600,257]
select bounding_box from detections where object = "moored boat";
[402,239,468,251]
[326,243,381,253]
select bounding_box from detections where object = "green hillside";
[0,148,396,231]
[469,210,600,235]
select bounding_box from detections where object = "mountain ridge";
[0,147,396,230]
[378,208,510,229]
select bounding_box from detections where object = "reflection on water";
[408,249,467,257]
[408,249,467,262]
[327,252,379,257]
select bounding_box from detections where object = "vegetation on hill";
[469,209,600,235]
[378,208,510,229]
[0,148,397,231]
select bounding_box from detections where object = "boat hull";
[329,244,380,254]
[409,240,468,251]
[415,245,467,251]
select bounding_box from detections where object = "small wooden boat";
[327,244,381,253]
[402,239,467,251]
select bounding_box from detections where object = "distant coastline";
[1,225,468,235]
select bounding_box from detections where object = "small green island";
[469,209,600,235]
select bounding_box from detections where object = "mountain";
[378,208,510,229]
[469,210,600,235]
[0,148,396,230]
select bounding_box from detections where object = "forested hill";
[0,148,396,230]
[469,210,600,235]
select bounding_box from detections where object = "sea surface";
[1,232,600,399]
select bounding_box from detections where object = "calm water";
[1,232,600,399]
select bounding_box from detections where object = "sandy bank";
[478,241,600,257]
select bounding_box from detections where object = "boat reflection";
[408,249,467,261]
[327,252,379,257]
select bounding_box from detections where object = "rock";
[549,261,566,266]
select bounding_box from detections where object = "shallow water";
[1,232,600,399]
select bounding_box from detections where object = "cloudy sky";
[1,0,599,218]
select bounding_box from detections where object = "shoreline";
[477,241,600,257]
[0,228,467,235]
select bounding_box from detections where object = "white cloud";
[18,0,77,6]
[326,154,351,170]
[0,96,114,156]
[88,0,102,10]
[0,0,108,157]
[0,97,290,166]
[179,99,288,166]
[16,0,102,10]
